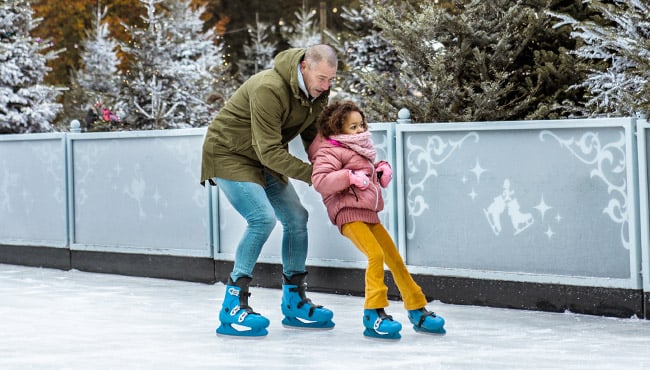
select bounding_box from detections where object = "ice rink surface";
[2,263,650,370]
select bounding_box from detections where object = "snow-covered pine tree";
[334,1,402,107]
[164,0,231,127]
[552,0,650,117]
[281,0,339,49]
[0,0,63,134]
[237,13,277,82]
[120,0,171,129]
[281,2,322,48]
[122,0,230,130]
[360,0,588,122]
[70,4,124,132]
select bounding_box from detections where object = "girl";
[308,101,446,339]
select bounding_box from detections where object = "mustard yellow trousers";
[341,221,427,310]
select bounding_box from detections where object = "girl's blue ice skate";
[408,307,446,334]
[281,273,335,329]
[217,277,270,337]
[363,308,402,340]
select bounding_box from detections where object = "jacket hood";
[273,48,306,101]
[308,134,332,162]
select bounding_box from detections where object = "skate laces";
[372,309,395,330]
[290,285,323,316]
[414,308,437,327]
[378,310,394,321]
[239,291,262,315]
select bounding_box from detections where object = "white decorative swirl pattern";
[405,132,479,239]
[539,130,629,250]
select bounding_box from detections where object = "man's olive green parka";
[201,48,329,187]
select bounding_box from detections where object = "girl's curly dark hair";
[316,100,366,138]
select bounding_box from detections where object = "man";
[201,44,338,337]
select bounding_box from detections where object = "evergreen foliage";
[281,3,323,48]
[357,0,589,123]
[13,0,648,131]
[164,0,232,126]
[340,1,401,78]
[69,5,125,132]
[237,15,277,82]
[120,0,230,130]
[280,1,338,50]
[0,0,63,134]
[334,1,401,109]
[31,0,146,87]
[551,0,650,117]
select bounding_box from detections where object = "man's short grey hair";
[305,44,338,68]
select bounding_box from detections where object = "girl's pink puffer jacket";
[308,134,383,231]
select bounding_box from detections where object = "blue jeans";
[215,173,309,282]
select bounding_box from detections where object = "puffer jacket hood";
[201,48,330,187]
[308,134,383,231]
[274,48,306,103]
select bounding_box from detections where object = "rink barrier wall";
[0,115,648,319]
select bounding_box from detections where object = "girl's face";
[341,111,367,135]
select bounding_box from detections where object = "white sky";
[2,263,650,370]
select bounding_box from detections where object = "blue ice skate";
[408,307,446,334]
[281,273,335,329]
[363,308,402,340]
[216,277,270,337]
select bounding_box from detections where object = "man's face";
[300,60,337,99]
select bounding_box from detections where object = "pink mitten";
[376,161,393,188]
[349,170,370,190]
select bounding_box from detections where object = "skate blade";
[363,328,401,340]
[216,323,268,338]
[413,325,446,335]
[281,317,335,330]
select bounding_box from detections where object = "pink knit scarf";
[329,131,376,162]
